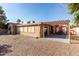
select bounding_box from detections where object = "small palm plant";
[68,3,79,25]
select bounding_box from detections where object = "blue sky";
[0,3,72,23]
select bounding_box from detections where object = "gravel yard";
[0,35,79,56]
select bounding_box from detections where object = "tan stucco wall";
[8,24,17,34]
[40,24,49,37]
[71,27,79,35]
[17,25,41,37]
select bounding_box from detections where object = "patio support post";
[43,25,45,38]
[47,26,50,35]
[53,25,55,34]
[68,24,70,43]
[66,24,70,43]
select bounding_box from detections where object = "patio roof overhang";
[43,20,70,26]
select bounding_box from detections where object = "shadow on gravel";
[0,44,12,56]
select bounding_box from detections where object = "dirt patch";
[0,35,79,56]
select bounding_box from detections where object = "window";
[19,27,23,32]
[31,27,34,32]
[24,27,28,32]
[28,27,34,32]
[19,26,35,33]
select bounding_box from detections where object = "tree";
[33,21,35,23]
[27,21,30,24]
[0,6,7,28]
[17,19,21,24]
[68,3,79,25]
[27,21,35,24]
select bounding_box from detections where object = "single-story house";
[8,20,70,43]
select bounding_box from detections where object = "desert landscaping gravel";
[0,35,79,56]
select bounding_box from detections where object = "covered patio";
[41,20,70,43]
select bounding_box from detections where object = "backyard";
[0,35,79,56]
